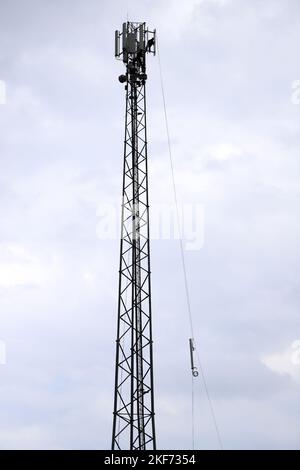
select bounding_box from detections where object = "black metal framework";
[112,22,156,450]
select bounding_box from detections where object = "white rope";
[191,374,195,450]
[157,37,223,451]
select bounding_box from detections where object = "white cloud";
[83,270,96,286]
[0,243,60,289]
[262,343,300,383]
[206,143,243,162]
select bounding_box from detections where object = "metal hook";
[189,338,198,378]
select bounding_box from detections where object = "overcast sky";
[0,0,300,450]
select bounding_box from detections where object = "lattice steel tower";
[112,22,156,450]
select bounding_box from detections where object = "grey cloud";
[0,0,299,450]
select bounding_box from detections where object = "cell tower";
[112,22,156,450]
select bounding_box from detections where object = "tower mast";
[112,22,156,450]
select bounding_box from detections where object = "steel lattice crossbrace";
[112,22,156,450]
